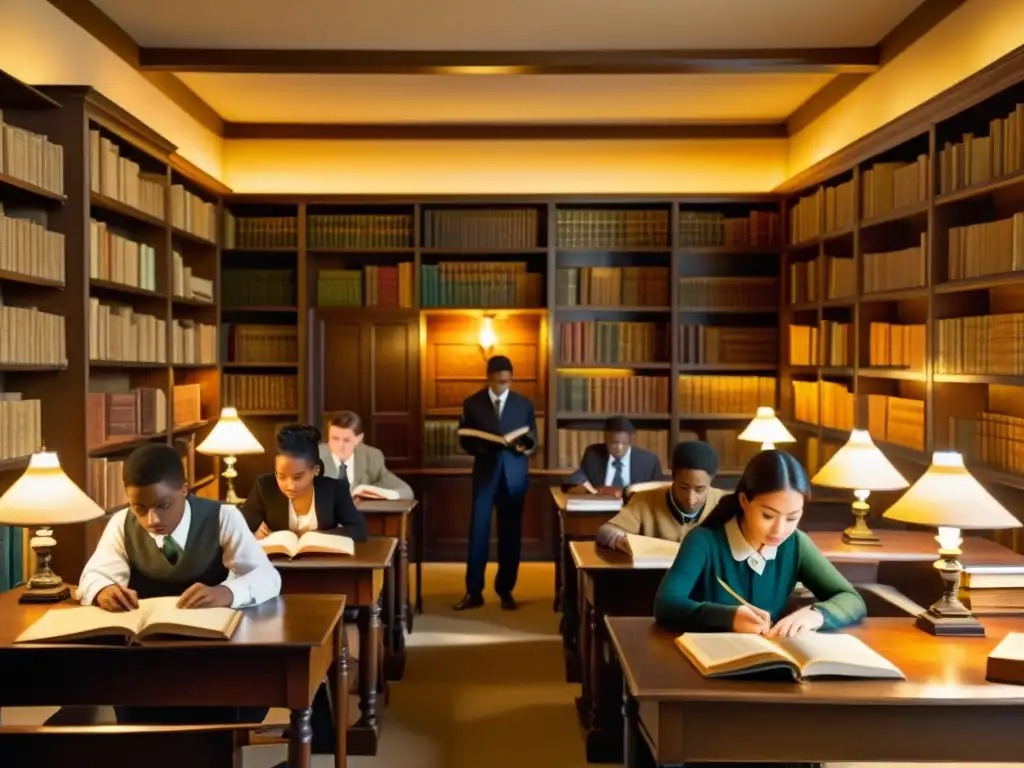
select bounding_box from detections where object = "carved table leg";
[385,538,409,680]
[331,623,349,768]
[288,707,312,768]
[357,601,380,730]
[562,535,581,682]
[553,522,564,612]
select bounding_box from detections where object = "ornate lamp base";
[916,609,985,636]
[841,493,881,546]
[917,530,985,636]
[19,527,71,604]
[222,454,244,506]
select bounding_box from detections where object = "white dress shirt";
[288,494,319,533]
[332,453,355,488]
[604,447,632,488]
[76,501,282,609]
[489,388,509,418]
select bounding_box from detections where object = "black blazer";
[458,388,536,491]
[568,444,665,488]
[241,474,369,542]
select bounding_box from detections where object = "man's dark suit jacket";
[568,444,665,488]
[459,388,537,493]
[241,474,369,542]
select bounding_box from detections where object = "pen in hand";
[717,576,772,633]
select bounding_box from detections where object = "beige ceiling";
[89,0,924,50]
[176,72,836,124]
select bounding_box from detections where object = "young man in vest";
[77,442,283,728]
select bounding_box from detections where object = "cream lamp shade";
[196,407,265,456]
[883,451,1021,530]
[0,451,104,526]
[738,407,795,446]
[812,430,909,491]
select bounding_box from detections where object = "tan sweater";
[596,486,730,549]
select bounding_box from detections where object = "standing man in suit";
[319,411,414,500]
[455,355,536,611]
[568,416,665,495]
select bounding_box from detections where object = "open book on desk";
[457,426,532,447]
[676,631,905,682]
[623,534,680,566]
[351,484,400,500]
[15,596,241,644]
[261,530,354,559]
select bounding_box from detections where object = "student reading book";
[242,424,369,543]
[567,416,666,495]
[623,533,680,566]
[319,410,414,499]
[653,450,866,768]
[16,597,242,644]
[260,529,355,559]
[74,443,281,730]
[676,631,904,681]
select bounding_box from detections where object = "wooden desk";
[0,591,347,768]
[608,615,1024,765]
[355,499,418,680]
[275,536,396,756]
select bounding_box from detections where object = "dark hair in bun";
[276,423,321,468]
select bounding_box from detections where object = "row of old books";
[789,325,819,366]
[86,387,168,449]
[0,204,65,283]
[171,251,214,302]
[789,256,857,304]
[172,384,202,428]
[222,268,296,307]
[224,374,299,412]
[0,305,66,365]
[421,262,542,309]
[678,210,781,248]
[171,320,217,365]
[865,394,925,451]
[556,209,668,249]
[0,112,63,195]
[170,184,217,243]
[824,178,855,233]
[425,208,539,249]
[0,395,41,461]
[939,104,1024,196]
[678,375,776,416]
[862,156,929,218]
[88,219,158,291]
[222,214,298,250]
[937,313,1024,375]
[862,235,927,293]
[555,427,670,471]
[678,277,778,311]
[309,213,414,250]
[700,428,761,473]
[423,418,546,466]
[88,301,166,363]
[679,325,777,365]
[555,266,669,307]
[789,322,851,366]
[87,457,127,510]
[953,412,1024,477]
[792,380,856,431]
[789,188,823,244]
[224,324,298,364]
[557,375,670,413]
[88,130,164,220]
[557,321,667,365]
[869,322,926,370]
[947,212,1024,281]
[317,264,415,308]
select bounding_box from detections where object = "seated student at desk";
[242,423,369,542]
[319,409,414,499]
[77,442,282,728]
[567,415,665,496]
[596,440,727,552]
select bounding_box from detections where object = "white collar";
[151,500,191,546]
[489,388,509,403]
[725,517,777,562]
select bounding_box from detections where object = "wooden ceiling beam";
[139,48,880,75]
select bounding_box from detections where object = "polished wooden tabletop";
[0,590,345,650]
[272,536,397,571]
[606,615,1024,705]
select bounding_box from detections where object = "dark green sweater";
[653,523,866,632]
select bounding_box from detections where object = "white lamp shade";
[0,452,105,526]
[196,407,265,456]
[883,451,1022,530]
[738,407,795,445]
[811,429,909,491]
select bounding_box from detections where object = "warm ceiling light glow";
[434,65,533,76]
[479,316,498,352]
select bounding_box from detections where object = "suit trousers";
[465,466,526,596]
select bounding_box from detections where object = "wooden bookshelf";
[779,65,1024,543]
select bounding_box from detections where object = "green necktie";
[162,536,182,565]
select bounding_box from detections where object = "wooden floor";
[2,562,1020,767]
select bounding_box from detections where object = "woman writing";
[242,423,369,542]
[653,450,865,768]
